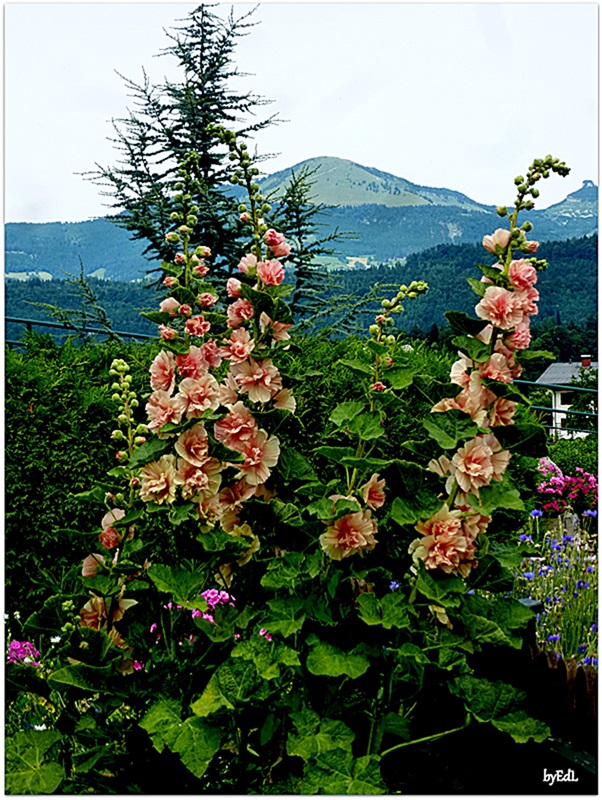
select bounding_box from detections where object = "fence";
[5,316,154,348]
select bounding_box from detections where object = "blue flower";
[578,644,587,654]
[587,566,595,573]
[563,535,574,543]
[591,623,598,633]
[524,571,535,581]
[466,589,475,595]
[547,634,561,642]
[530,509,543,518]
[519,533,532,542]
[583,509,597,518]
[389,581,400,591]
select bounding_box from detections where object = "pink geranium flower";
[508,259,538,290]
[220,327,256,364]
[214,401,258,452]
[146,390,184,433]
[231,358,283,403]
[140,455,178,504]
[475,286,525,330]
[257,260,285,286]
[185,315,211,337]
[227,298,255,328]
[320,509,378,560]
[150,350,176,394]
[361,473,386,509]
[175,422,210,467]
[176,346,208,380]
[482,228,511,254]
[236,430,280,485]
[176,374,220,418]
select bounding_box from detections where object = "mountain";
[4,159,597,281]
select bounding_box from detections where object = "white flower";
[33,724,47,731]
[50,636,61,643]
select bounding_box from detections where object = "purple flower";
[583,509,597,518]
[519,534,532,542]
[547,634,561,642]
[524,572,535,581]
[7,641,41,667]
[530,509,543,518]
[389,581,400,591]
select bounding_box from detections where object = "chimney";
[581,354,592,369]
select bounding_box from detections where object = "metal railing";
[5,316,154,347]
[514,379,597,438]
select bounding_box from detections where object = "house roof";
[536,362,598,385]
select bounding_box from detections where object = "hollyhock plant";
[320,507,378,560]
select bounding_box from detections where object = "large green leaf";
[287,709,354,761]
[383,366,416,390]
[423,410,479,450]
[390,491,441,526]
[339,358,373,376]
[329,401,366,427]
[491,711,550,743]
[147,564,205,603]
[47,661,119,693]
[302,750,385,795]
[491,422,548,457]
[5,731,65,794]
[451,335,491,363]
[347,412,385,440]
[467,277,487,297]
[357,592,412,630]
[415,566,465,608]
[466,474,524,515]
[445,310,489,337]
[452,676,526,723]
[516,349,555,362]
[191,673,235,717]
[305,638,370,679]
[127,437,172,469]
[312,446,355,466]
[277,448,318,482]
[260,551,312,590]
[232,638,300,681]
[263,597,306,637]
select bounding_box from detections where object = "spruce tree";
[87,4,276,279]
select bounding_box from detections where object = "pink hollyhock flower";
[227,298,255,328]
[150,350,176,394]
[202,339,222,369]
[164,276,177,288]
[179,304,193,317]
[273,388,296,412]
[193,262,209,277]
[175,457,222,501]
[238,253,257,275]
[139,455,178,504]
[240,212,250,223]
[493,340,523,378]
[432,372,496,428]
[186,315,211,337]
[214,401,258,451]
[174,253,186,265]
[524,240,539,253]
[218,372,240,406]
[508,259,537,290]
[176,345,209,380]
[216,480,255,531]
[80,595,137,630]
[371,381,386,392]
[160,297,180,316]
[220,327,256,364]
[505,322,532,351]
[227,277,242,298]
[158,325,178,341]
[175,422,209,467]
[146,390,184,433]
[362,473,386,510]
[450,434,510,496]
[475,286,525,330]
[409,504,476,577]
[476,324,494,344]
[458,507,491,542]
[514,285,540,317]
[99,527,121,549]
[272,241,292,259]
[482,228,511,253]
[231,357,283,403]
[259,312,293,342]
[176,374,220,418]
[236,430,280,485]
[198,293,217,307]
[257,259,285,286]
[320,509,378,560]
[101,508,126,531]
[263,229,286,248]
[82,553,106,577]
[450,353,472,387]
[478,352,513,384]
[489,397,518,427]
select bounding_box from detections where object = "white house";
[535,355,597,439]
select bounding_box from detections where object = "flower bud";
[111,430,125,440]
[134,436,146,446]
[116,451,127,462]
[165,232,180,243]
[369,324,380,336]
[186,216,198,226]
[496,206,508,217]
[118,414,128,424]
[111,393,121,402]
[170,212,180,221]
[514,175,524,186]
[522,220,533,232]
[381,299,391,309]
[115,494,125,504]
[179,304,193,317]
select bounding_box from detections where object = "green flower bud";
[522,220,533,232]
[531,188,540,198]
[130,399,139,409]
[115,493,125,504]
[514,175,524,186]
[381,299,392,309]
[239,204,247,212]
[251,183,259,192]
[369,324,380,336]
[174,182,184,191]
[496,205,508,217]
[186,215,198,226]
[408,291,417,299]
[386,335,396,345]
[111,393,121,402]
[118,414,128,424]
[542,170,550,178]
[111,382,121,391]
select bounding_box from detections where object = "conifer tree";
[87,4,276,279]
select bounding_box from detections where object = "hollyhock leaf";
[452,676,526,722]
[191,671,236,717]
[329,401,366,427]
[306,550,323,579]
[171,716,222,779]
[481,379,530,404]
[488,542,537,570]
[490,422,547,457]
[462,614,514,647]
[466,474,524,515]
[264,597,306,637]
[383,712,411,740]
[357,593,412,630]
[139,698,182,752]
[313,446,356,465]
[516,349,555,362]
[302,750,385,795]
[451,335,491,363]
[147,564,205,601]
[127,437,172,469]
[238,283,274,318]
[265,283,293,299]
[168,503,196,526]
[423,410,479,450]
[390,491,441,526]
[339,456,393,471]
[475,263,510,284]
[273,297,294,325]
[270,499,305,527]
[141,311,172,325]
[73,485,114,503]
[216,659,264,705]
[261,552,306,590]
[305,640,370,679]
[306,497,338,519]
[491,711,550,743]
[48,662,119,693]
[171,287,197,307]
[366,340,388,356]
[466,277,488,297]
[288,710,355,761]
[339,358,373,376]
[5,731,65,795]
[415,565,465,607]
[384,366,416,390]
[112,508,144,527]
[348,412,385,440]
[277,448,318,482]
[445,310,490,337]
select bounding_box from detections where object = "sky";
[4,1,599,223]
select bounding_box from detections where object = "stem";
[380,719,470,757]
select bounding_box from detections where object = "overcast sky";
[4,2,599,222]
